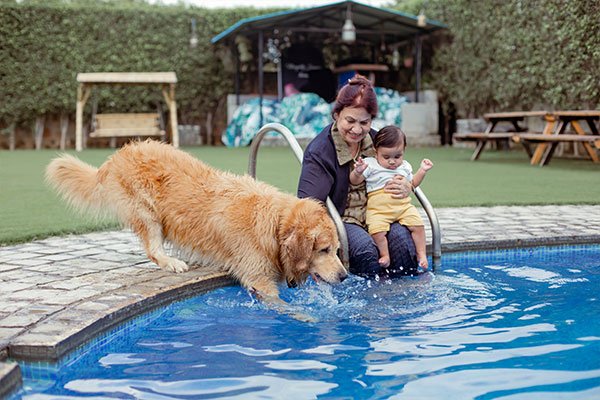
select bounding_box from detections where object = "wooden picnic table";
[513,110,600,166]
[455,109,600,166]
[482,111,551,132]
[454,110,551,160]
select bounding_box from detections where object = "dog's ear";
[280,227,314,284]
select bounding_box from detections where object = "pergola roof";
[211,0,446,45]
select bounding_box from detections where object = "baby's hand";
[421,159,433,171]
[354,157,367,174]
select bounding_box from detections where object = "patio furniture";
[90,113,164,139]
[453,111,551,160]
[513,110,600,166]
[75,72,179,151]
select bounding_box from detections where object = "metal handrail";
[248,123,350,267]
[248,122,441,270]
[414,187,441,268]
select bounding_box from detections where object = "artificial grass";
[1,144,599,245]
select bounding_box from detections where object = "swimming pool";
[13,245,600,399]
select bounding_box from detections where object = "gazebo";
[212,0,446,123]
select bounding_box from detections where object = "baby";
[350,125,433,269]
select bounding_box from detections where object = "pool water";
[14,245,600,399]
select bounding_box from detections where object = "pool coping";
[440,234,600,253]
[7,273,235,362]
[1,269,235,399]
[2,203,600,397]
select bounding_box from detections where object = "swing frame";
[75,72,179,151]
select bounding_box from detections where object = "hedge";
[393,0,600,116]
[0,1,268,127]
[2,0,598,134]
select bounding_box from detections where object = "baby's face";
[375,144,405,170]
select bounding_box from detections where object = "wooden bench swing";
[75,72,179,151]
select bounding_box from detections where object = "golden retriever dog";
[45,140,347,302]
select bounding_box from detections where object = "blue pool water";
[14,245,600,399]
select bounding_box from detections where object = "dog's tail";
[45,154,107,218]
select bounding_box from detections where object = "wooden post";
[34,116,45,150]
[235,49,240,106]
[206,112,213,146]
[75,84,91,151]
[530,114,556,165]
[170,84,179,148]
[60,113,69,150]
[162,84,179,148]
[414,33,422,103]
[572,120,599,162]
[258,30,264,128]
[7,123,16,151]
[76,84,84,151]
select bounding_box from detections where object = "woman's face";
[334,107,372,146]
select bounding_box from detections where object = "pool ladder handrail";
[248,123,441,270]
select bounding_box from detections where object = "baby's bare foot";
[378,256,390,268]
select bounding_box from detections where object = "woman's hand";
[383,175,412,199]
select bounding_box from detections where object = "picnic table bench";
[514,133,600,150]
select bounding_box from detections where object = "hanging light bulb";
[189,18,198,48]
[392,48,400,69]
[417,10,427,27]
[341,4,356,43]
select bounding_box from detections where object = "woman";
[297,75,418,277]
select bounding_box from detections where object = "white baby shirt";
[361,157,413,193]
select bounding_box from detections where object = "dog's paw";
[291,312,319,323]
[163,258,189,273]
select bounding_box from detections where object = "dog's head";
[279,199,347,287]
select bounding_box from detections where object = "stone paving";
[1,204,599,396]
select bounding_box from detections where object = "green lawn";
[1,145,599,245]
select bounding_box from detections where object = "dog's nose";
[287,278,297,288]
[339,272,347,282]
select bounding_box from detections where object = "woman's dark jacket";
[297,123,376,216]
